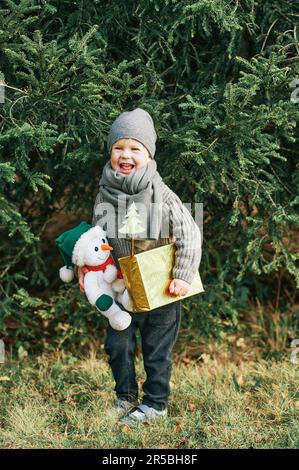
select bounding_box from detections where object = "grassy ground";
[0,346,298,449]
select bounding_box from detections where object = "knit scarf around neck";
[98,160,164,240]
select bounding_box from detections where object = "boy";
[92,108,202,424]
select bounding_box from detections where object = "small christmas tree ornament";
[119,201,145,257]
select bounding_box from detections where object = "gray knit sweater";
[92,184,202,284]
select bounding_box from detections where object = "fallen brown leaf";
[236,337,246,348]
[175,420,184,432]
[187,403,196,412]
[122,425,132,433]
[236,375,245,387]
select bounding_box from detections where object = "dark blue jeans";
[104,300,182,411]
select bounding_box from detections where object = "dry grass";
[0,349,298,449]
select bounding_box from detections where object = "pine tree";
[0,0,298,353]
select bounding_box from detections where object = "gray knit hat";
[107,108,157,158]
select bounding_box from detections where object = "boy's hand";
[169,278,190,297]
[77,266,86,293]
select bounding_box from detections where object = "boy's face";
[110,138,151,175]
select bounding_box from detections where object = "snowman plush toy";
[55,221,132,331]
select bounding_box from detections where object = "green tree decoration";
[119,202,145,257]
[0,0,298,352]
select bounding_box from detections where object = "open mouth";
[119,163,135,173]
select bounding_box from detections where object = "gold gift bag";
[118,243,204,312]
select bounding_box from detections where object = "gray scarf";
[98,160,164,240]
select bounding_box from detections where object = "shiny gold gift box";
[118,243,204,312]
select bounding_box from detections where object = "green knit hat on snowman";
[55,221,92,282]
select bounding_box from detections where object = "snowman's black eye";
[94,247,99,252]
[102,238,106,243]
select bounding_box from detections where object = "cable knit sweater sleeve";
[162,185,202,284]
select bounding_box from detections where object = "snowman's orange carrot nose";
[101,244,113,251]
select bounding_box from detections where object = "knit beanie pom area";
[59,266,74,283]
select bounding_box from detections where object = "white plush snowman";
[55,222,132,331]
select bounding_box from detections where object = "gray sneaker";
[120,404,167,424]
[112,398,137,418]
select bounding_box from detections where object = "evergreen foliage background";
[0,0,298,355]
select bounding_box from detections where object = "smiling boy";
[110,138,151,174]
[92,108,202,423]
